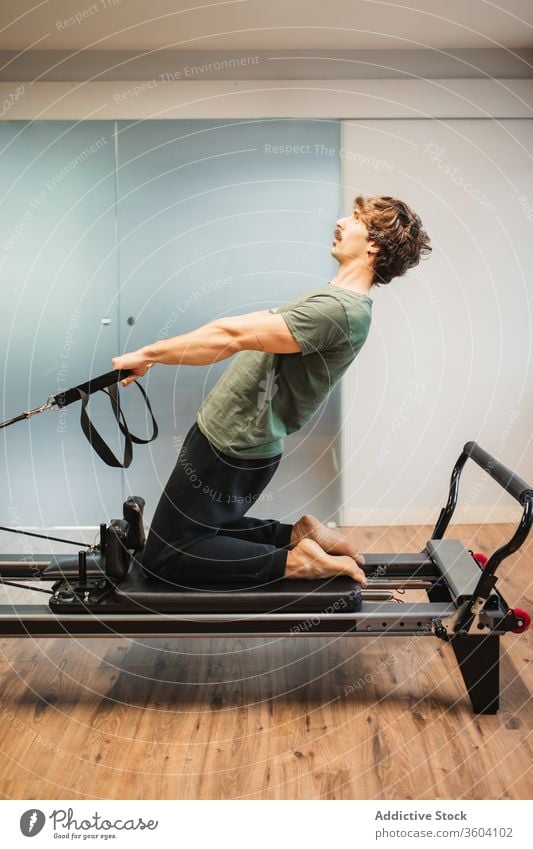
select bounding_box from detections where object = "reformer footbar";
[0,373,531,712]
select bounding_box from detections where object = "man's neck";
[329,263,374,297]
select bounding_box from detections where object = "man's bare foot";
[290,514,366,566]
[285,538,367,585]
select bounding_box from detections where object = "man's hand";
[112,350,153,386]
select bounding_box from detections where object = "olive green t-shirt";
[196,283,372,458]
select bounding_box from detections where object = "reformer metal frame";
[0,441,531,715]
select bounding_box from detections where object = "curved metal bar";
[431,450,469,540]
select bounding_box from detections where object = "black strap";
[52,369,133,409]
[78,381,158,468]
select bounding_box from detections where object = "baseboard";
[340,504,522,527]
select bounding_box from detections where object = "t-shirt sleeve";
[275,293,350,356]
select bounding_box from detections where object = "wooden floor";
[0,523,531,800]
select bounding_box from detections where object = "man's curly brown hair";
[355,194,432,287]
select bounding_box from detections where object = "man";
[112,194,431,587]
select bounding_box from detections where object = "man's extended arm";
[112,309,300,385]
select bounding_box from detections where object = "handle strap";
[52,369,133,409]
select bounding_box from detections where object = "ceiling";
[0,0,532,52]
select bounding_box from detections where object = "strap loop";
[78,381,158,468]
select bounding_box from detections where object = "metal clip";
[26,399,54,418]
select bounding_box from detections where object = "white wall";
[340,118,533,525]
[0,79,531,120]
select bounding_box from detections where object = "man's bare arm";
[112,310,300,385]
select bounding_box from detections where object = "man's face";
[331,207,373,263]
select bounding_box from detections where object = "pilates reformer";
[0,369,531,715]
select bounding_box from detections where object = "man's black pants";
[143,421,293,586]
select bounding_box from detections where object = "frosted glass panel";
[115,119,343,524]
[0,122,121,527]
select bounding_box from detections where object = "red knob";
[510,608,531,634]
[472,551,488,568]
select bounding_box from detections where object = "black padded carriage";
[42,506,363,614]
[42,547,362,615]
[112,558,362,613]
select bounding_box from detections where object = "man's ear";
[367,242,379,255]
